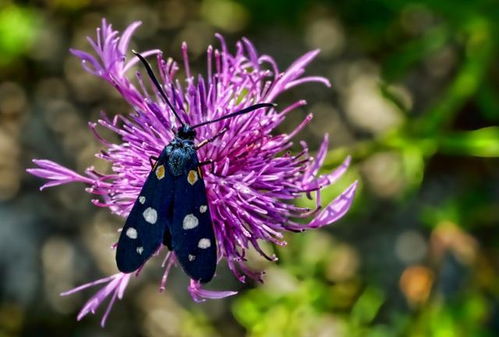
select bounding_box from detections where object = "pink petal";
[306,181,358,228]
[188,279,237,303]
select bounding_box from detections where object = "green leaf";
[351,286,385,325]
[417,18,494,134]
[439,127,499,157]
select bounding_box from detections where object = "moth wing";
[116,152,174,273]
[171,154,217,283]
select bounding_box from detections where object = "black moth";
[115,51,274,283]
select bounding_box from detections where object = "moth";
[115,51,274,283]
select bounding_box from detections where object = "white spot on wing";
[183,214,199,230]
[143,207,158,224]
[188,254,196,261]
[198,238,211,249]
[200,205,208,213]
[139,196,146,204]
[136,246,144,255]
[126,227,138,239]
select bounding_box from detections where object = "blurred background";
[1,0,499,336]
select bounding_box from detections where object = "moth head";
[177,125,196,140]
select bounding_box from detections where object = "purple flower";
[28,19,357,326]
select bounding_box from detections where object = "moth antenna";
[191,103,276,129]
[132,50,185,127]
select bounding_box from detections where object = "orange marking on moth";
[187,170,198,185]
[155,165,165,180]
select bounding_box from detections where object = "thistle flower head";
[28,19,357,326]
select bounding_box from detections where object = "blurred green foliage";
[0,4,39,66]
[1,0,498,336]
[232,0,499,336]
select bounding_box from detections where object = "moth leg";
[149,156,159,168]
[199,159,215,173]
[196,127,228,150]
